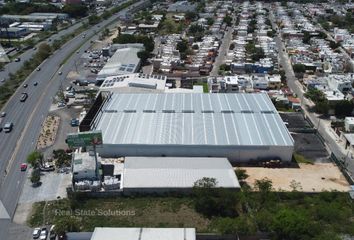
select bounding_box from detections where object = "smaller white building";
[345,117,354,132]
[122,157,240,193]
[100,73,167,93]
[90,228,196,240]
[72,151,99,181]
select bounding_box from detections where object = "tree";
[214,217,256,235]
[27,151,43,168]
[36,43,52,60]
[235,168,249,182]
[176,39,189,53]
[62,4,88,18]
[188,24,204,40]
[206,17,214,26]
[193,178,239,218]
[88,15,101,25]
[271,208,317,240]
[137,50,150,65]
[30,168,41,186]
[194,177,217,188]
[185,11,198,21]
[113,34,154,53]
[223,15,233,26]
[334,100,354,118]
[315,100,329,115]
[293,64,306,73]
[302,31,311,44]
[53,149,71,168]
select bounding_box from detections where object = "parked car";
[20,92,28,102]
[20,163,27,171]
[58,71,62,75]
[57,102,66,108]
[71,118,79,127]
[0,112,5,117]
[39,228,48,240]
[33,228,41,239]
[40,166,55,172]
[23,84,28,88]
[49,225,56,240]
[14,58,21,62]
[66,92,75,98]
[36,67,41,71]
[34,82,38,86]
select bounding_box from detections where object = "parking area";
[19,170,71,204]
[280,112,330,163]
[280,112,311,129]
[241,163,350,192]
[292,132,330,163]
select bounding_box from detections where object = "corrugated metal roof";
[91,228,196,240]
[94,93,294,147]
[123,157,240,189]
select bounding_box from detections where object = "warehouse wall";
[95,144,294,162]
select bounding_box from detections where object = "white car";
[32,228,41,239]
[0,112,5,117]
[39,228,47,240]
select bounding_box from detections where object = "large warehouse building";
[82,92,294,162]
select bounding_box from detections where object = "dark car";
[20,92,28,102]
[34,82,38,86]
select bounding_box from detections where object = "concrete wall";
[95,144,294,162]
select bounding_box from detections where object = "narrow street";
[269,11,354,181]
[210,25,233,76]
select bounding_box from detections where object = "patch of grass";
[28,197,210,232]
[193,83,209,93]
[293,153,314,164]
[28,202,46,226]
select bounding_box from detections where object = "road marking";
[0,200,10,219]
[4,66,59,178]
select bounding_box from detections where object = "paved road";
[0,1,147,239]
[0,0,125,84]
[269,11,354,181]
[210,25,234,77]
[0,21,86,83]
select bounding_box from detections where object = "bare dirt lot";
[241,163,350,192]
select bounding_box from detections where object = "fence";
[331,152,354,185]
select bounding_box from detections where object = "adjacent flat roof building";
[100,73,167,93]
[88,93,294,162]
[96,47,143,82]
[122,157,240,193]
[90,228,196,240]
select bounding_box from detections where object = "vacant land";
[28,197,210,232]
[242,163,350,192]
[28,189,354,238]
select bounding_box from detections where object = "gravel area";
[240,163,350,192]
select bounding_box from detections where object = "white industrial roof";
[93,93,294,147]
[123,157,240,189]
[90,228,196,240]
[97,48,141,79]
[100,73,167,93]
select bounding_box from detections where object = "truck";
[3,122,13,133]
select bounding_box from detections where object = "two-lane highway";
[0,1,147,239]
